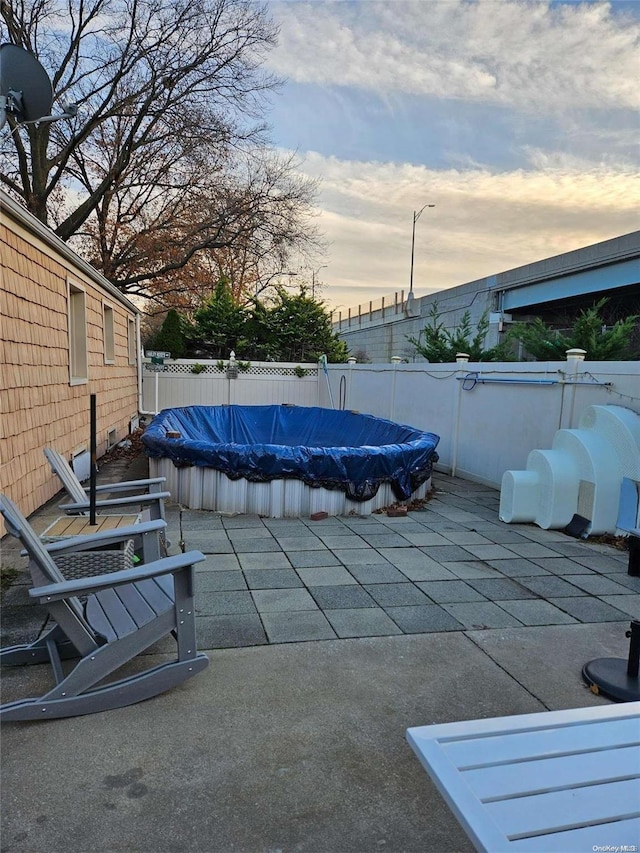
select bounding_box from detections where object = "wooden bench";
[407,702,640,852]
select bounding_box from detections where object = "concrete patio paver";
[2,465,637,853]
[400,530,452,546]
[332,548,391,566]
[273,536,329,551]
[237,551,293,570]
[286,550,341,568]
[465,577,538,599]
[232,538,283,553]
[357,532,414,548]
[363,582,433,607]
[548,596,634,622]
[385,604,465,633]
[324,607,402,638]
[563,573,634,595]
[195,590,258,616]
[252,587,318,612]
[459,543,522,560]
[180,513,224,530]
[184,533,234,553]
[420,544,477,562]
[261,610,336,642]
[497,598,578,625]
[529,556,596,574]
[295,565,357,586]
[194,613,267,648]
[440,560,504,579]
[344,563,408,584]
[487,557,551,576]
[607,573,640,591]
[441,601,524,629]
[196,554,242,571]
[415,579,488,603]
[600,594,640,618]
[244,568,303,589]
[195,570,248,591]
[226,526,276,540]
[307,584,376,609]
[5,468,635,655]
[509,574,586,597]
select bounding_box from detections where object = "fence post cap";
[391,356,402,363]
[566,348,587,361]
[455,353,470,363]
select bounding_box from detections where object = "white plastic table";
[407,702,640,852]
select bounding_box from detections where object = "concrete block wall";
[1,201,139,522]
[335,231,640,364]
[337,284,497,363]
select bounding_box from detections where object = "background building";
[333,231,640,363]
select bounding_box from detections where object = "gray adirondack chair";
[44,447,169,522]
[0,495,208,721]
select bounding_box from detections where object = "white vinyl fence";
[141,359,320,413]
[141,354,639,491]
[320,356,640,489]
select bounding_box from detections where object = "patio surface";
[1,456,638,852]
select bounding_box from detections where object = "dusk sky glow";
[263,0,640,311]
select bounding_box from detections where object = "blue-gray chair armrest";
[87,477,166,494]
[60,492,171,512]
[26,519,167,558]
[30,551,205,601]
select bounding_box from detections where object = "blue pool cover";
[142,405,440,501]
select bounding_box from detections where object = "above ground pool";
[142,405,440,517]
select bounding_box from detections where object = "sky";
[263,0,640,313]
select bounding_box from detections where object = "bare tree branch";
[2,0,322,302]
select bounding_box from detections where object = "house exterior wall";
[1,197,139,521]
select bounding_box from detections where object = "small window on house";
[103,304,115,363]
[128,318,137,365]
[68,282,88,384]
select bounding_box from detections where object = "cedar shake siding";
[1,192,140,524]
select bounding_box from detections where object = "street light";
[409,204,435,298]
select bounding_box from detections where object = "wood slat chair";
[406,703,640,852]
[0,494,208,722]
[44,447,170,523]
[26,515,167,571]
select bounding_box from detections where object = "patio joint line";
[462,630,553,712]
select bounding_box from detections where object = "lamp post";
[409,204,435,298]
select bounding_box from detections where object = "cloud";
[293,150,640,309]
[269,1,640,112]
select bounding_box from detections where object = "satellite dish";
[0,43,53,128]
